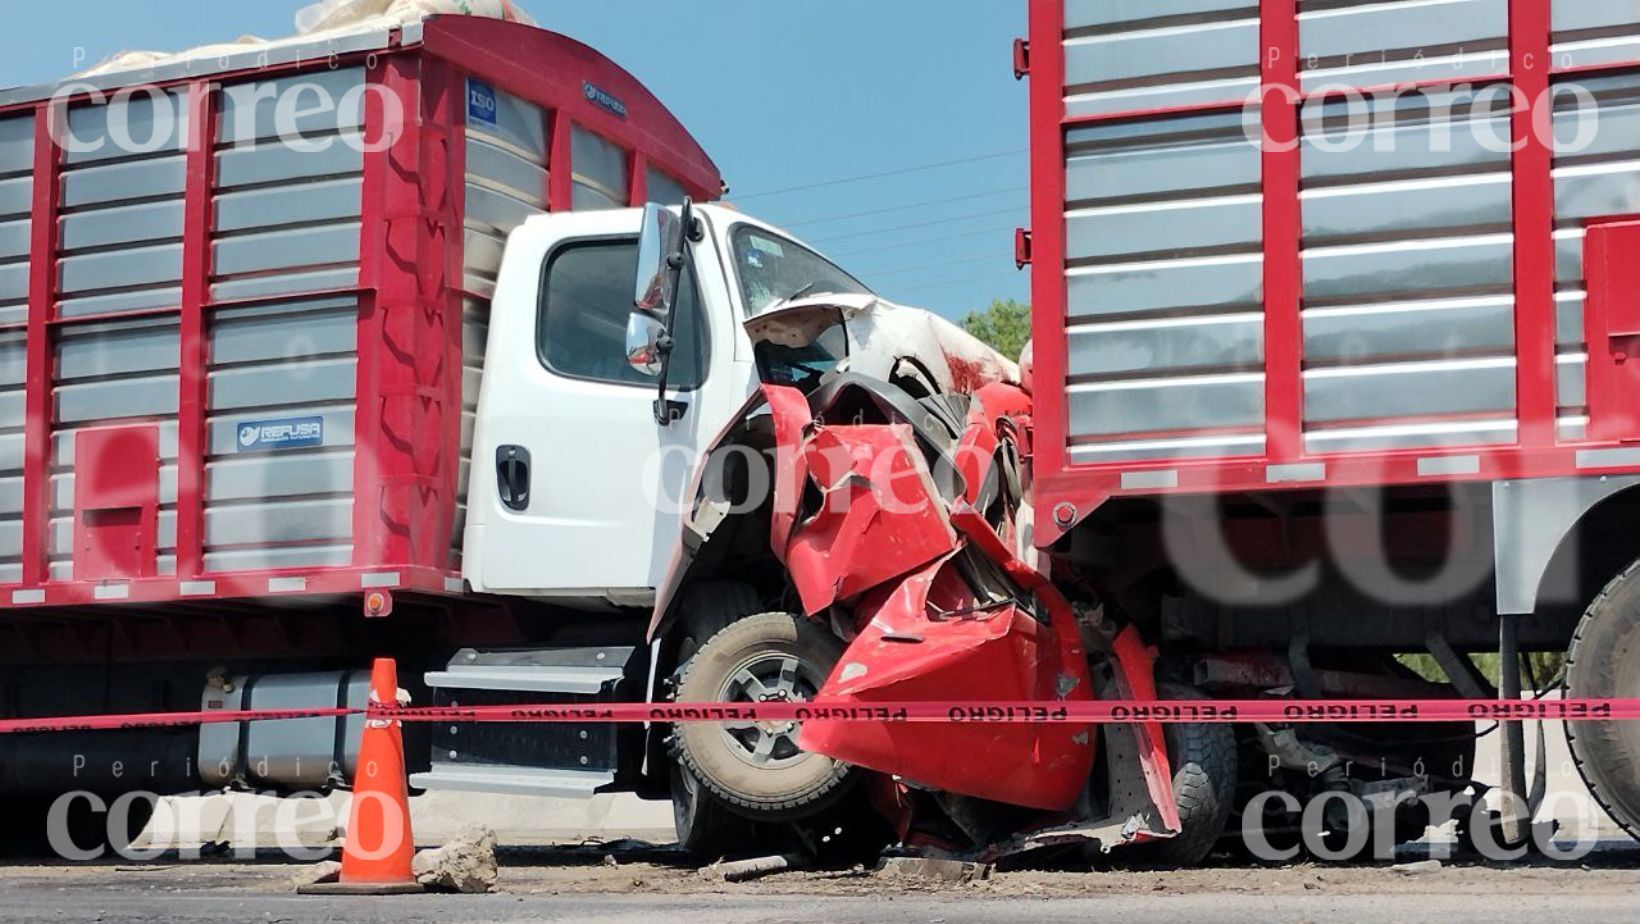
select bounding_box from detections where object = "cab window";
[537,239,706,388]
[731,226,870,316]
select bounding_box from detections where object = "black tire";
[673,612,854,819]
[670,761,754,860]
[1126,684,1238,868]
[1565,559,1640,841]
[667,580,764,858]
[677,581,762,643]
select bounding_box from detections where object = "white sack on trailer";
[76,0,535,78]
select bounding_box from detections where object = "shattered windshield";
[754,324,850,389]
[731,225,871,316]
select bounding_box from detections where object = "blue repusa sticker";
[236,416,324,452]
[582,81,628,120]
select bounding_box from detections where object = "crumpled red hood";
[760,379,1096,811]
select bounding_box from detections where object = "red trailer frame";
[1026,0,1640,546]
[0,17,721,609]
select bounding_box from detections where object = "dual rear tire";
[1565,560,1640,841]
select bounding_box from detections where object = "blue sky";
[5,0,1031,320]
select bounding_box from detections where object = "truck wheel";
[665,580,766,857]
[1565,559,1640,840]
[673,612,854,819]
[1126,684,1238,868]
[670,761,754,860]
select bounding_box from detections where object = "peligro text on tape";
[1,698,1635,735]
[388,698,1632,726]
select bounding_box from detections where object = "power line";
[730,147,1028,201]
[825,223,1022,260]
[883,268,1028,297]
[860,251,1009,280]
[808,207,1028,245]
[784,186,1028,228]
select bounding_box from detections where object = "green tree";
[961,298,1031,361]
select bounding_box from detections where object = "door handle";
[496,445,531,511]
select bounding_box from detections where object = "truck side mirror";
[634,202,684,313]
[624,312,667,377]
[630,199,697,425]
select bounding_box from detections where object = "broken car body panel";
[768,375,1095,812]
[653,298,1179,848]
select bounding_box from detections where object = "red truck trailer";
[1022,0,1640,842]
[0,14,730,847]
[0,15,717,604]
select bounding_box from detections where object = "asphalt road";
[0,883,1636,924]
[2,843,1636,924]
[10,716,1631,924]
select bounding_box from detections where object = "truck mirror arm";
[652,199,703,426]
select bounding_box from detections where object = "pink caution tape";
[1,698,1637,735]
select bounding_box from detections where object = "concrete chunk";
[412,824,499,894]
[876,857,992,883]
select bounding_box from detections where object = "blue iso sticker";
[467,78,498,127]
[237,416,324,452]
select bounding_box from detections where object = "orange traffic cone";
[299,658,422,895]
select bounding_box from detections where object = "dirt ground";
[4,839,1637,898]
[1,840,1636,923]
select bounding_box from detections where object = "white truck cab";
[461,204,877,602]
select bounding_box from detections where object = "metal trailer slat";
[1061,2,1261,118]
[0,116,29,583]
[209,68,365,305]
[203,295,360,571]
[1059,87,1265,459]
[1552,70,1640,441]
[1027,0,1640,542]
[1297,0,1510,89]
[570,125,630,210]
[0,331,23,584]
[1551,0,1640,69]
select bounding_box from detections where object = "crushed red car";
[650,297,1212,864]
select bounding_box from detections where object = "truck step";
[425,664,625,695]
[410,765,615,798]
[424,647,633,697]
[415,646,642,799]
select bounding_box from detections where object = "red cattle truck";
[1016,0,1640,846]
[0,13,1026,855]
[0,15,720,849]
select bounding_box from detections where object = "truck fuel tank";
[198,670,372,792]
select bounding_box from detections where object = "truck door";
[465,209,740,598]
